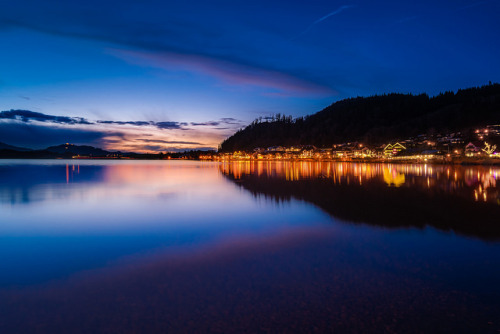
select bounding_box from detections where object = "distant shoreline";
[215,158,500,165]
[1,157,500,165]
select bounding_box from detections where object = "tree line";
[219,83,500,152]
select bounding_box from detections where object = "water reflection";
[0,162,106,204]
[0,160,328,285]
[0,160,499,333]
[0,160,219,206]
[220,161,500,240]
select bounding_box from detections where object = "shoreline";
[215,156,500,165]
[2,157,500,165]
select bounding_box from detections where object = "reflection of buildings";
[221,161,381,184]
[216,123,500,162]
[383,167,405,187]
[220,161,500,241]
[0,164,102,205]
[219,161,500,205]
[66,164,81,183]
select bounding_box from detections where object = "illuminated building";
[383,143,406,157]
[464,142,483,157]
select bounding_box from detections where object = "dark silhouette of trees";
[219,83,500,152]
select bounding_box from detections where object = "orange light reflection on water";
[62,161,226,200]
[220,161,500,205]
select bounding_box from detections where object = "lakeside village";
[201,125,500,164]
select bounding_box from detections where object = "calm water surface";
[0,159,499,333]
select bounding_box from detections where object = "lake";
[0,159,499,333]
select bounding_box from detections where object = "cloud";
[313,5,356,24]
[142,145,171,152]
[109,48,334,96]
[97,120,152,126]
[190,121,220,126]
[164,146,216,152]
[0,109,196,131]
[98,120,190,130]
[0,2,216,58]
[122,144,216,153]
[0,109,234,151]
[0,2,335,97]
[190,118,243,127]
[220,117,241,124]
[155,121,188,130]
[137,139,204,145]
[293,5,356,40]
[0,109,92,125]
[0,122,120,149]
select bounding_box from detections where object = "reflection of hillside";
[220,162,500,240]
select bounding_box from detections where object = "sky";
[0,0,499,152]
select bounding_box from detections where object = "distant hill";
[0,142,32,151]
[0,143,113,159]
[0,149,60,159]
[45,144,111,156]
[219,83,500,152]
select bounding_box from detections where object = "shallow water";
[0,159,499,333]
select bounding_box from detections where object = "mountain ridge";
[219,83,500,152]
[0,143,115,159]
[45,144,112,156]
[0,142,32,152]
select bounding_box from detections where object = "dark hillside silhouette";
[220,83,500,151]
[0,142,32,152]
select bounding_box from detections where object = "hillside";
[219,83,500,152]
[0,144,113,159]
[45,144,111,156]
[0,143,213,159]
[0,142,31,151]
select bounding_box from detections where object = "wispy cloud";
[137,139,204,145]
[220,117,241,124]
[97,120,152,126]
[0,3,335,98]
[0,122,121,149]
[121,143,216,153]
[155,121,189,130]
[0,109,92,125]
[314,5,357,24]
[457,0,492,10]
[190,118,243,127]
[1,110,235,131]
[109,49,334,96]
[293,5,356,40]
[191,121,220,126]
[97,120,187,130]
[99,120,191,130]
[0,109,239,151]
[149,146,216,152]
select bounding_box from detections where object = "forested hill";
[219,83,500,152]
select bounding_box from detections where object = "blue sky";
[0,0,499,151]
